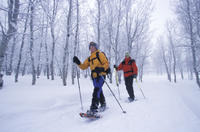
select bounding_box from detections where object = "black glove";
[73,56,81,65]
[133,74,137,79]
[114,65,118,70]
[94,67,105,74]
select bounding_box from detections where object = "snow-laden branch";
[0,7,9,12]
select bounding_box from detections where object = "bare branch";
[0,21,5,35]
[0,7,8,12]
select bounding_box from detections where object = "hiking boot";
[99,103,106,112]
[128,97,134,102]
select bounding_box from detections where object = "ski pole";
[77,68,83,110]
[135,79,146,99]
[115,69,121,99]
[101,76,126,114]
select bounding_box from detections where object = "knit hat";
[125,52,130,57]
[89,42,98,50]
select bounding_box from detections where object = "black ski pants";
[124,75,135,99]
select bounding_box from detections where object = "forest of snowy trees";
[153,0,200,88]
[0,0,199,88]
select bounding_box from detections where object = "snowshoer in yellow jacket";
[73,42,109,113]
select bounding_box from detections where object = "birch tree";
[36,15,44,78]
[138,39,151,82]
[15,3,30,82]
[96,0,102,47]
[44,22,50,79]
[114,0,122,66]
[176,0,200,88]
[167,22,177,83]
[0,0,20,72]
[72,0,80,85]
[29,0,36,85]
[124,0,152,54]
[62,0,72,86]
[8,35,17,75]
[40,0,60,80]
[159,37,172,82]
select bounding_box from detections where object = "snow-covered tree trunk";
[167,23,177,83]
[107,26,112,83]
[49,0,59,80]
[72,0,80,85]
[177,50,184,80]
[8,35,17,75]
[114,0,122,65]
[161,43,171,82]
[29,0,36,85]
[125,0,133,53]
[0,0,20,72]
[50,25,55,80]
[22,56,28,76]
[138,42,150,82]
[176,0,200,88]
[186,0,200,88]
[170,39,177,83]
[114,0,122,84]
[44,24,50,79]
[15,4,30,82]
[105,0,113,83]
[36,14,45,78]
[96,0,101,47]
[139,57,145,82]
[180,67,184,80]
[62,0,72,86]
[36,33,43,78]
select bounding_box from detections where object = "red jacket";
[117,57,138,77]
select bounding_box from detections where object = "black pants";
[90,76,106,110]
[125,75,135,99]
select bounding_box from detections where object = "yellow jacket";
[78,50,109,78]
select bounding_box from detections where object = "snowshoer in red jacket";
[114,52,138,102]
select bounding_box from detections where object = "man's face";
[125,55,129,58]
[89,45,96,53]
[125,53,129,58]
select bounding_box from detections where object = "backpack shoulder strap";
[128,59,135,65]
[88,57,90,62]
[96,51,111,74]
[96,51,110,65]
[96,51,102,64]
[122,59,125,65]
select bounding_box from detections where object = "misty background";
[0,0,199,88]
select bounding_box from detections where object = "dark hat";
[89,42,98,50]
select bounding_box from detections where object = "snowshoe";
[79,110,101,119]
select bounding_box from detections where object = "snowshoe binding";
[80,109,101,119]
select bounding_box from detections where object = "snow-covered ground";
[0,75,200,132]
